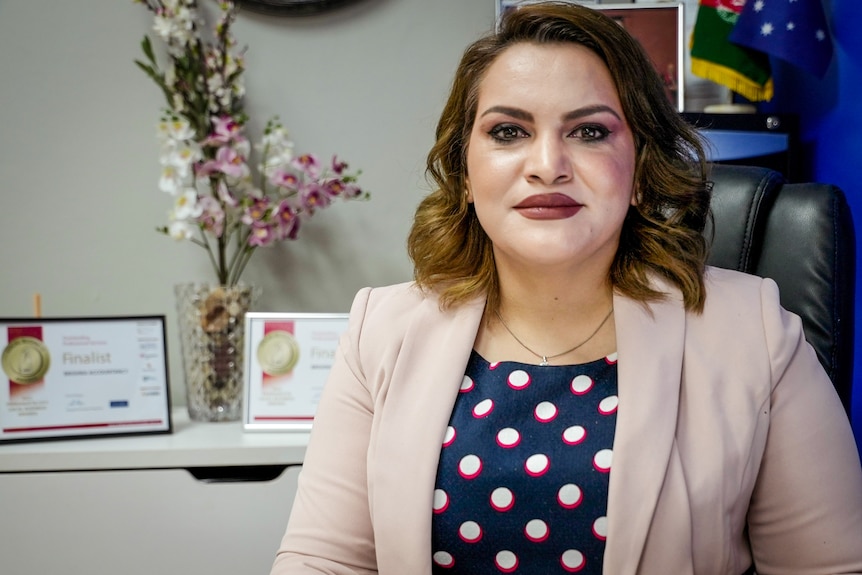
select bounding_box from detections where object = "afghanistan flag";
[729,0,834,78]
[690,0,774,102]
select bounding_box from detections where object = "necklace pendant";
[540,356,549,366]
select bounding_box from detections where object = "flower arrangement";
[134,0,367,286]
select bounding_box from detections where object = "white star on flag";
[729,0,834,77]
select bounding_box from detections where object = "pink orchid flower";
[197,145,248,178]
[205,115,243,146]
[275,201,300,240]
[292,153,321,178]
[269,169,300,191]
[300,183,331,214]
[248,222,276,247]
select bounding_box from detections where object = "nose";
[525,133,573,185]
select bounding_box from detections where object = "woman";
[270,3,862,574]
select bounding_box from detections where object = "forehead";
[476,41,621,109]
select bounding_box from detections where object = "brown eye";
[489,124,527,142]
[571,124,610,141]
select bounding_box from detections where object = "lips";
[514,193,582,220]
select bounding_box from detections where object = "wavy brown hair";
[407,1,711,313]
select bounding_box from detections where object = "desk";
[0,409,310,575]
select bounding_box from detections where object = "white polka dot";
[524,519,549,542]
[490,487,515,511]
[562,425,587,445]
[570,374,593,395]
[442,426,456,447]
[592,516,608,540]
[593,449,613,472]
[605,352,618,364]
[459,520,482,543]
[507,369,531,389]
[557,483,583,509]
[561,549,586,572]
[598,395,619,415]
[495,550,518,573]
[534,401,558,423]
[525,453,550,477]
[460,375,474,393]
[496,427,521,448]
[472,398,494,418]
[489,361,500,370]
[433,489,449,513]
[433,551,454,568]
[459,454,482,479]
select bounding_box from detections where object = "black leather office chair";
[705,164,856,413]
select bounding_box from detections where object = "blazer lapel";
[603,286,687,574]
[371,293,486,575]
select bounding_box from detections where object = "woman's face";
[466,41,636,276]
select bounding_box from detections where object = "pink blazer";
[270,267,862,575]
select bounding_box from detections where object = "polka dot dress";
[431,350,618,574]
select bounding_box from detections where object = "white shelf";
[0,408,310,473]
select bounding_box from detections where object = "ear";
[465,178,473,203]
[630,185,639,207]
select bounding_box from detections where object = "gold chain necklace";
[494,307,614,366]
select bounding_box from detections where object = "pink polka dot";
[570,375,593,395]
[525,453,550,477]
[473,398,494,418]
[496,427,521,448]
[605,352,618,364]
[442,426,456,447]
[524,519,549,542]
[459,454,483,479]
[490,487,515,511]
[592,516,608,540]
[557,483,583,509]
[561,549,586,572]
[460,375,474,393]
[562,425,587,445]
[593,449,613,473]
[534,401,558,423]
[459,520,483,543]
[433,551,455,568]
[507,369,531,390]
[489,361,500,370]
[433,489,449,514]
[598,395,618,415]
[495,551,518,573]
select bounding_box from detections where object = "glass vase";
[174,283,259,422]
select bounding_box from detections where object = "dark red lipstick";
[514,193,582,220]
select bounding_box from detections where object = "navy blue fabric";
[431,350,618,574]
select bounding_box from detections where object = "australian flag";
[729,0,834,78]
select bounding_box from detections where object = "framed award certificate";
[0,316,171,442]
[243,312,348,431]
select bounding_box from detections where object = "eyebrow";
[479,104,622,122]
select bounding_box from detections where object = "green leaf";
[141,36,157,65]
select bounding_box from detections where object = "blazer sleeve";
[747,279,862,574]
[270,287,379,575]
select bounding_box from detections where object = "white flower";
[158,118,195,144]
[159,165,185,194]
[173,188,204,219]
[167,219,195,240]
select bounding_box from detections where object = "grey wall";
[0,0,495,407]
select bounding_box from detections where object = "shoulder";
[344,281,479,356]
[348,281,436,328]
[688,266,807,379]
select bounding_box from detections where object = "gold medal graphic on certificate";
[256,330,300,376]
[2,336,51,384]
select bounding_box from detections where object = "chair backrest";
[705,164,856,413]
